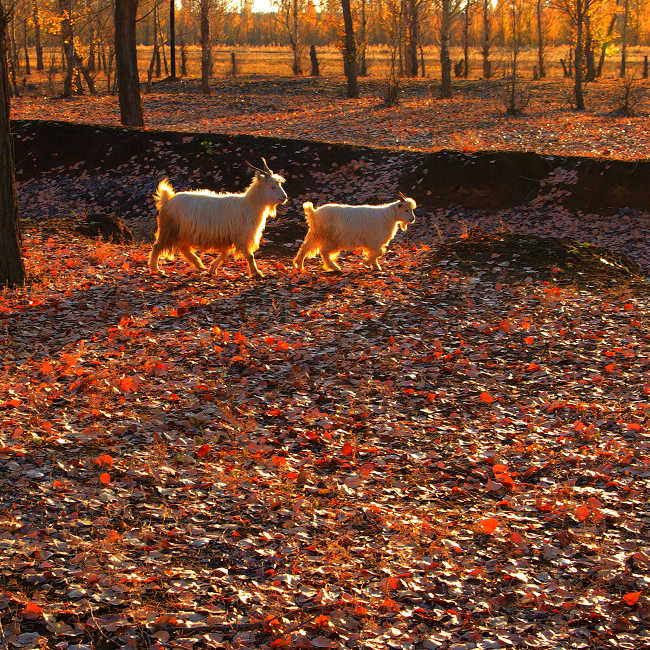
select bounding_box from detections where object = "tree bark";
[440,0,452,97]
[482,0,491,78]
[115,0,144,126]
[359,0,367,75]
[59,0,75,96]
[340,0,358,98]
[620,0,629,77]
[310,43,319,76]
[574,0,585,109]
[405,0,418,77]
[169,0,175,78]
[200,0,211,93]
[23,18,30,75]
[32,0,43,71]
[462,0,470,77]
[0,4,25,287]
[536,0,545,76]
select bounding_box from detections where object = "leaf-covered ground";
[1,213,649,649]
[10,75,650,160]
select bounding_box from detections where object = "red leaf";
[481,518,498,534]
[479,391,495,404]
[99,472,111,485]
[197,443,211,458]
[576,505,590,522]
[342,442,354,457]
[623,591,641,606]
[22,601,43,619]
[94,454,113,468]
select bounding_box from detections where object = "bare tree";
[200,0,210,93]
[115,0,144,125]
[552,0,600,109]
[482,0,491,77]
[0,0,25,287]
[341,0,358,97]
[439,0,461,97]
[32,0,43,70]
[462,0,472,77]
[359,0,367,75]
[536,0,545,76]
[278,0,303,75]
[169,0,175,78]
[405,0,421,76]
[619,0,629,76]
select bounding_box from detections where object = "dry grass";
[15,44,650,96]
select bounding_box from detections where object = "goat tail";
[154,179,175,212]
[303,201,316,228]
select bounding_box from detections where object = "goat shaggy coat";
[149,172,287,278]
[293,197,416,272]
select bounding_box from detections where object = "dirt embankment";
[13,119,650,214]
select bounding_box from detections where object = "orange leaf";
[576,505,590,522]
[99,472,111,485]
[119,376,135,393]
[479,391,495,404]
[22,601,43,619]
[196,443,211,458]
[94,454,113,468]
[481,518,498,534]
[510,531,523,544]
[623,591,641,606]
[342,442,354,457]
[523,336,535,345]
[269,638,290,648]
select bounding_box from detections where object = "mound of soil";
[76,214,134,244]
[426,229,647,288]
[12,120,650,214]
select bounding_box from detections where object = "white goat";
[293,193,416,272]
[149,159,287,278]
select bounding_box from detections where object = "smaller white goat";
[149,158,287,278]
[293,192,416,272]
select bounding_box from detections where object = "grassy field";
[16,44,650,95]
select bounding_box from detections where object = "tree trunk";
[405,0,418,76]
[169,0,175,78]
[291,0,301,74]
[0,5,25,287]
[32,0,43,71]
[440,0,452,97]
[180,38,186,76]
[574,0,585,109]
[596,5,618,77]
[310,43,319,76]
[359,0,367,75]
[462,0,469,77]
[340,0,358,98]
[59,0,75,96]
[200,0,210,93]
[482,0,491,78]
[115,0,144,126]
[620,0,629,77]
[585,15,596,82]
[23,18,30,75]
[536,0,544,77]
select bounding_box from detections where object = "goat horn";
[246,160,266,175]
[260,157,273,175]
